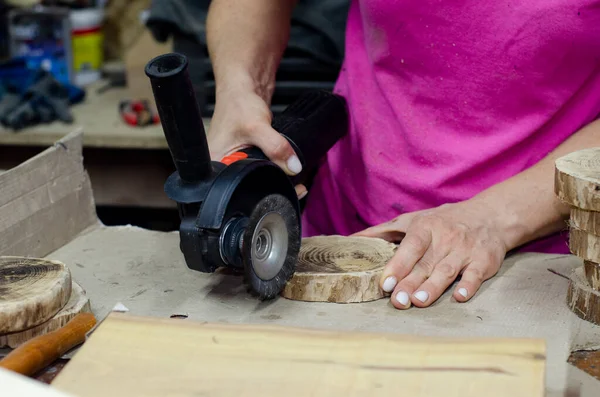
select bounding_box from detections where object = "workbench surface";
[0,81,209,150]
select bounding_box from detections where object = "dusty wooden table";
[0,80,210,209]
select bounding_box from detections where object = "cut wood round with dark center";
[568,227,600,264]
[555,148,600,211]
[567,266,600,326]
[570,208,600,237]
[0,281,90,348]
[0,256,71,334]
[281,235,397,303]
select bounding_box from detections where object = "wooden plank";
[0,80,210,150]
[51,313,546,397]
[0,131,98,258]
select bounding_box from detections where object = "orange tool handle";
[0,312,97,376]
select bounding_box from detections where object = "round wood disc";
[568,227,600,264]
[570,208,600,236]
[0,281,90,348]
[584,260,600,291]
[281,235,397,303]
[567,266,600,326]
[555,148,600,211]
[0,256,72,334]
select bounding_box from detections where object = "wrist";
[214,68,276,104]
[468,190,569,252]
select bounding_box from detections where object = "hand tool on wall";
[144,52,348,300]
[0,312,96,376]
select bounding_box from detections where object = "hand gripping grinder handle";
[144,53,348,299]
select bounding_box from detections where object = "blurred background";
[0,0,349,230]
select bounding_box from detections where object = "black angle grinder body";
[144,53,348,299]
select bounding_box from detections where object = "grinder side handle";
[240,90,348,187]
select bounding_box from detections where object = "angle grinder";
[144,53,348,300]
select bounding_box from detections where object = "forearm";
[206,0,296,103]
[472,119,600,250]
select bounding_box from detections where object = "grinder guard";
[145,52,348,299]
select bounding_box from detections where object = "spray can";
[69,7,104,86]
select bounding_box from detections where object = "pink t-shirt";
[301,1,600,254]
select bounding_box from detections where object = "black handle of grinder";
[145,53,212,183]
[240,90,348,186]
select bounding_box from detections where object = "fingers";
[453,259,497,302]
[408,253,467,308]
[389,260,431,309]
[248,125,302,176]
[379,226,432,296]
[295,184,308,199]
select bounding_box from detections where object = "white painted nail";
[286,155,303,174]
[414,290,429,303]
[458,287,468,298]
[382,276,397,292]
[396,291,409,306]
[298,190,308,200]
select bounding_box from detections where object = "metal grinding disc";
[241,193,300,300]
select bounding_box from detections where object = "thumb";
[248,125,302,176]
[352,212,418,243]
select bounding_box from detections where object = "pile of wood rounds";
[0,256,91,348]
[555,148,600,325]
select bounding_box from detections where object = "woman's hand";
[207,88,307,198]
[352,198,509,309]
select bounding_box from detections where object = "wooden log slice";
[568,227,600,264]
[570,207,600,236]
[567,266,600,326]
[0,256,71,334]
[281,235,397,303]
[0,281,91,348]
[584,260,600,291]
[555,148,600,211]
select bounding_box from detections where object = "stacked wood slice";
[0,256,91,348]
[555,148,600,325]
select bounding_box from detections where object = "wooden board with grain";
[51,313,546,397]
[0,257,71,334]
[0,281,91,348]
[281,236,397,303]
[555,148,600,211]
[567,266,600,326]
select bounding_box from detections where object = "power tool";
[144,53,348,300]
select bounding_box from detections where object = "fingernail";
[298,190,308,200]
[458,287,468,298]
[286,155,302,174]
[382,276,397,292]
[414,290,429,303]
[396,291,409,306]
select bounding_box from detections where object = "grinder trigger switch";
[144,52,348,300]
[220,152,248,165]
